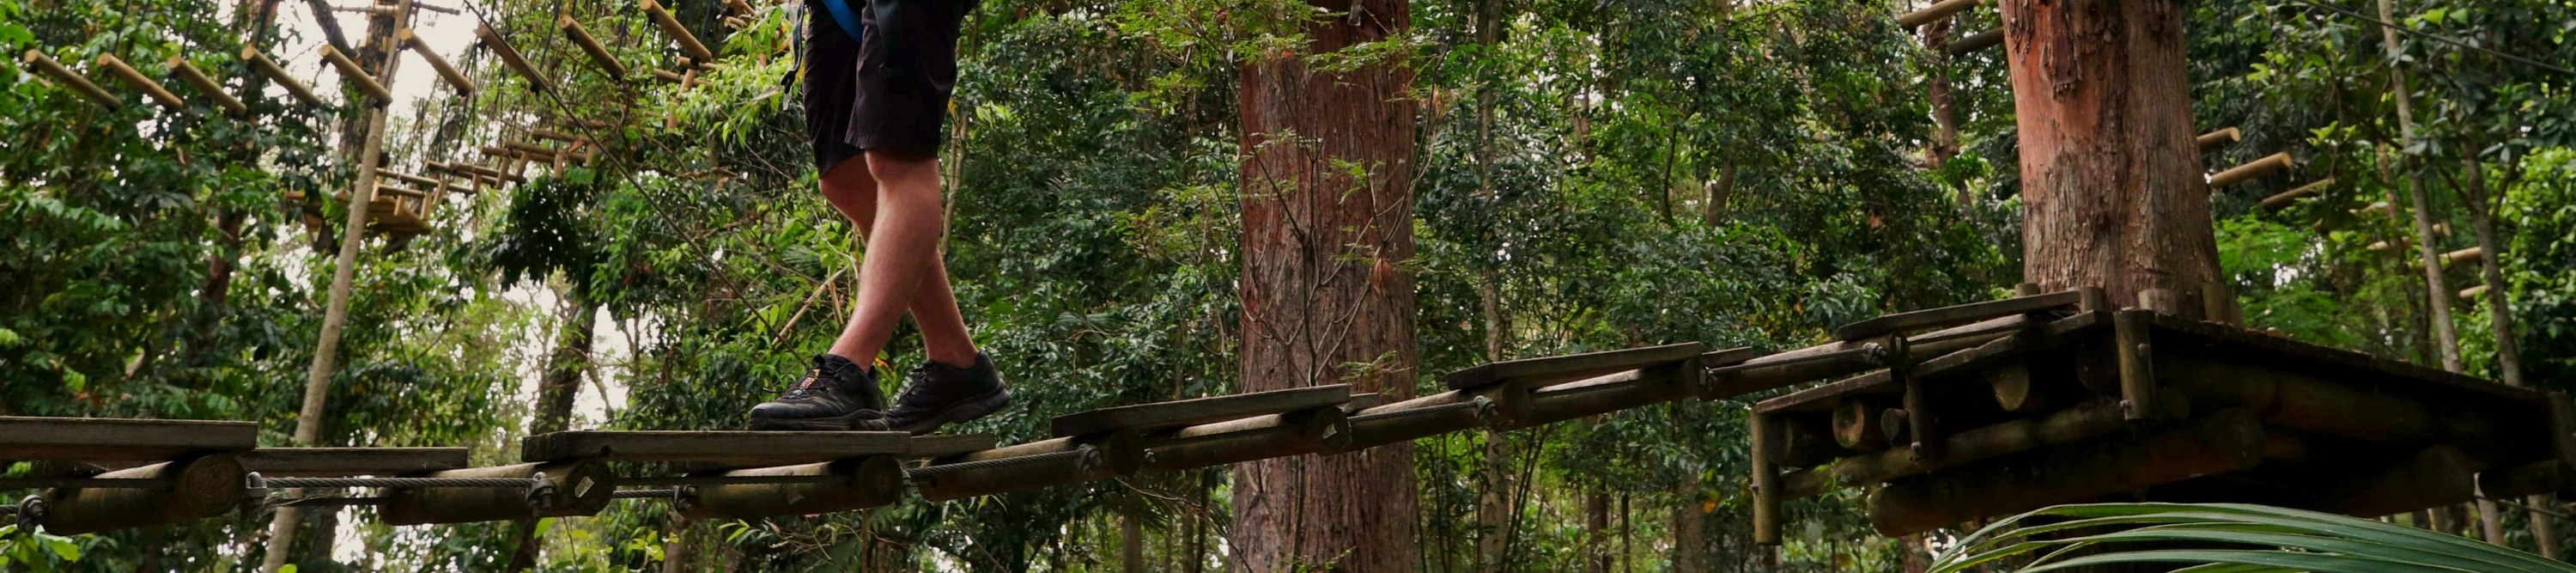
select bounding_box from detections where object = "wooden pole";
[1899,0,1978,27]
[2196,127,2242,152]
[270,4,407,570]
[1785,399,2131,498]
[557,15,627,80]
[685,456,904,519]
[318,45,392,104]
[1751,413,1783,546]
[39,454,246,534]
[477,23,554,92]
[167,56,246,114]
[2318,446,2475,518]
[1832,399,1891,451]
[1142,407,1348,472]
[2208,152,2293,189]
[1866,408,2266,537]
[2260,178,2334,211]
[94,54,185,109]
[21,50,119,107]
[913,430,1145,502]
[641,0,715,62]
[1945,29,2002,56]
[397,29,474,94]
[240,47,326,107]
[380,461,616,525]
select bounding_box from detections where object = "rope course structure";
[3,288,2567,540]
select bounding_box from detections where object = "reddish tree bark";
[1230,0,1419,570]
[2002,0,2220,311]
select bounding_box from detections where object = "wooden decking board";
[2147,314,2542,406]
[1050,386,1352,437]
[1832,290,2083,341]
[1443,342,1709,389]
[0,417,258,461]
[522,430,912,466]
[238,448,471,477]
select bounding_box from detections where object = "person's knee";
[820,160,878,216]
[863,149,940,198]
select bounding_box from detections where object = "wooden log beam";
[380,460,616,525]
[236,447,468,477]
[1754,311,2105,415]
[1330,390,1493,454]
[684,456,903,519]
[1514,358,1700,430]
[522,430,911,467]
[1866,408,2267,537]
[2196,127,2243,152]
[913,430,1145,502]
[476,23,553,92]
[1443,342,1705,389]
[21,50,118,107]
[1945,28,2002,56]
[1053,385,1350,437]
[165,56,245,114]
[1835,289,2085,341]
[318,45,392,104]
[375,169,447,190]
[2479,460,2574,499]
[2261,178,2335,211]
[1785,399,2129,498]
[0,417,258,461]
[39,454,245,534]
[397,28,474,95]
[1832,399,1891,451]
[2208,152,2293,189]
[641,0,716,62]
[240,47,325,107]
[557,15,628,80]
[2113,308,2158,419]
[1763,415,1845,468]
[1898,0,1978,27]
[1141,407,1348,472]
[96,54,185,109]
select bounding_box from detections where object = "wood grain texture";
[1051,385,1351,437]
[520,430,911,466]
[0,417,257,461]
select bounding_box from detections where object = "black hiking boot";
[856,352,1011,435]
[748,354,889,430]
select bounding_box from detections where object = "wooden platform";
[1051,386,1351,437]
[1746,307,2568,540]
[0,417,258,461]
[522,430,990,466]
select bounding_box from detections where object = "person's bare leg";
[827,149,967,367]
[817,157,979,369]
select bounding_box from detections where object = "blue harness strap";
[818,0,866,44]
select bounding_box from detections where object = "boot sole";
[747,409,883,431]
[895,387,1012,435]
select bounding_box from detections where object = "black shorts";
[804,0,970,172]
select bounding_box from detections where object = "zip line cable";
[2278,0,2576,77]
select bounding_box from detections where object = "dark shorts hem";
[803,0,968,173]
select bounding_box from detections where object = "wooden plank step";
[0,417,258,461]
[1833,290,2085,341]
[1443,342,1708,390]
[1051,386,1352,438]
[522,430,911,466]
[238,447,470,477]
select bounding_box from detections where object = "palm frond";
[1929,503,2576,573]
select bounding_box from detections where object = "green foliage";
[1933,503,2576,572]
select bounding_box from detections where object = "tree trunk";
[1586,491,1611,573]
[2458,157,2548,556]
[1229,0,1419,570]
[2000,0,2219,312]
[1123,494,1147,573]
[1670,487,1705,573]
[506,295,598,571]
[1473,2,1516,569]
[265,4,406,570]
